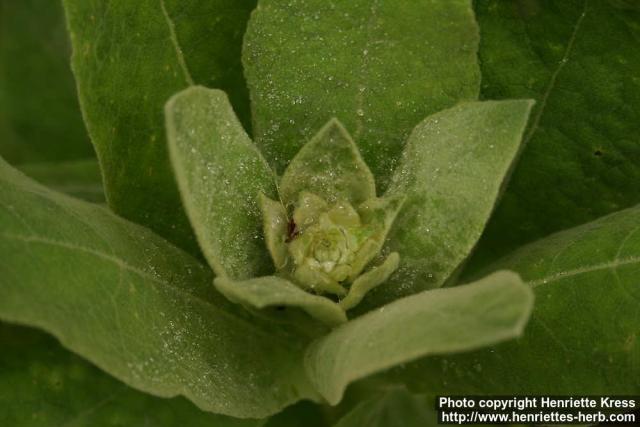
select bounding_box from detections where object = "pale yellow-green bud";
[259,190,403,309]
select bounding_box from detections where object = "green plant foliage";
[214,275,348,327]
[0,322,262,427]
[279,120,376,205]
[166,87,277,279]
[243,0,480,185]
[470,0,640,267]
[0,0,93,164]
[0,153,534,417]
[305,272,532,404]
[2,0,638,423]
[363,100,533,308]
[62,0,256,255]
[392,205,640,395]
[0,158,316,418]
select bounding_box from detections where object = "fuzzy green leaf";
[340,252,399,311]
[244,0,480,184]
[304,271,533,404]
[470,0,640,268]
[166,87,277,279]
[0,157,316,418]
[214,275,347,327]
[280,119,376,206]
[395,205,640,396]
[17,160,104,203]
[62,0,256,255]
[369,100,533,307]
[354,194,405,274]
[0,0,93,164]
[0,323,262,427]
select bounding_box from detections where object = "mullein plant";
[2,0,638,424]
[160,84,535,413]
[0,82,535,419]
[166,85,534,331]
[225,119,405,322]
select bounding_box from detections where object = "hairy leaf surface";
[470,0,640,267]
[395,205,640,395]
[305,271,533,404]
[0,158,315,418]
[63,0,256,254]
[214,275,347,327]
[244,0,480,185]
[166,87,276,279]
[280,119,376,206]
[366,100,532,307]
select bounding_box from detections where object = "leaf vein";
[2,231,171,284]
[528,256,640,288]
[0,231,291,342]
[532,315,569,352]
[354,0,380,140]
[159,0,194,86]
[523,0,588,145]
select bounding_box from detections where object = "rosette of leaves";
[165,89,536,331]
[214,117,407,323]
[2,0,639,424]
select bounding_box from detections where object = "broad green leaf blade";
[396,205,640,396]
[0,0,93,164]
[166,87,276,279]
[0,323,262,427]
[333,388,437,427]
[244,0,480,185]
[17,159,104,203]
[371,100,533,307]
[63,0,256,255]
[214,276,347,327]
[280,119,376,205]
[469,0,640,268]
[304,271,533,404]
[0,158,316,418]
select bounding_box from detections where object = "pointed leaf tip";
[166,86,278,279]
[0,157,313,418]
[304,270,533,404]
[214,275,348,327]
[369,100,534,309]
[280,118,376,206]
[244,0,481,183]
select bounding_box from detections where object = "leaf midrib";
[159,0,194,86]
[527,219,640,290]
[1,231,294,343]
[527,256,640,288]
[353,0,380,140]
[522,0,588,145]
